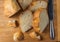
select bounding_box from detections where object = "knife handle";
[50,20,55,40]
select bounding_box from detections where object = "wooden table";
[0,0,59,42]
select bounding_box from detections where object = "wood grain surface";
[57,0,60,41]
[0,0,58,42]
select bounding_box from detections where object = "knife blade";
[48,0,55,40]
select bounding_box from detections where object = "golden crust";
[13,31,24,41]
[29,32,41,40]
[32,8,43,33]
[4,0,20,17]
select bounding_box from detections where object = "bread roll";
[7,20,17,28]
[13,31,24,41]
[18,0,32,10]
[29,32,41,40]
[19,10,33,32]
[29,1,47,12]
[4,0,20,17]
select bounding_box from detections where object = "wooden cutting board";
[57,0,60,41]
[0,0,58,42]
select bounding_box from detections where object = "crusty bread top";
[4,0,20,17]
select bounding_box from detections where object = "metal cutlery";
[48,0,55,40]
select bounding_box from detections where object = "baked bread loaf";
[4,0,20,17]
[29,1,47,12]
[18,0,32,10]
[19,10,33,33]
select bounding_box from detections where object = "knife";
[48,0,55,40]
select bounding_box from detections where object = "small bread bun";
[7,20,17,28]
[29,32,41,40]
[13,31,24,41]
